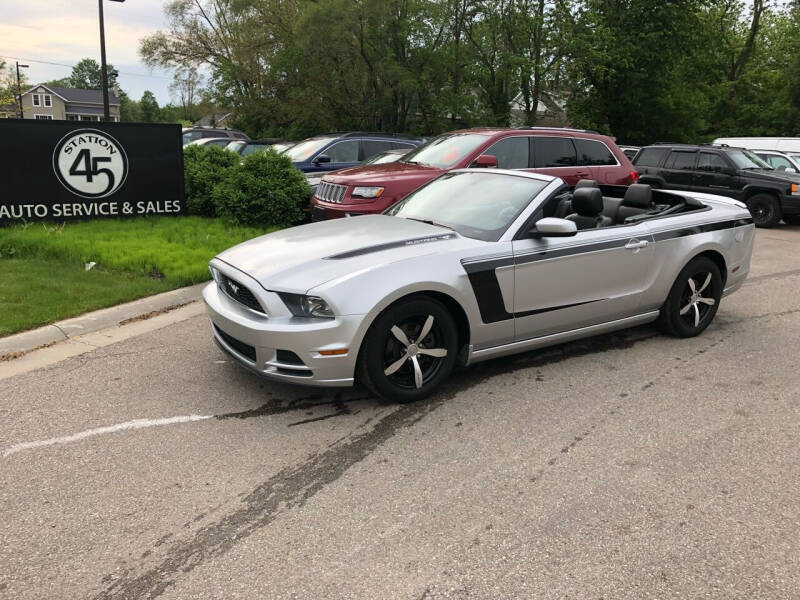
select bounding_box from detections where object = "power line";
[0,55,172,80]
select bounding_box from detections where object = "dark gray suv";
[634,143,800,227]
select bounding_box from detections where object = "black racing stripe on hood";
[325,233,458,260]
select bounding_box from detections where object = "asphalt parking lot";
[2,226,799,600]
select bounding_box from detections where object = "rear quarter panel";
[639,196,754,311]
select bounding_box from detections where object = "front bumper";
[781,195,800,215]
[203,281,364,387]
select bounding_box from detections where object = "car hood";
[739,168,800,184]
[322,161,442,185]
[214,215,469,292]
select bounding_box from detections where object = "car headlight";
[278,293,334,318]
[352,186,384,199]
[209,265,220,282]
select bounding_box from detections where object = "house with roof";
[19,85,120,122]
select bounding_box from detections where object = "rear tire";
[747,193,782,228]
[357,297,459,403]
[657,256,723,338]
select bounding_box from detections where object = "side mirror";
[313,154,331,164]
[531,217,578,238]
[472,154,498,168]
[787,167,797,173]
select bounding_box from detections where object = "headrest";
[574,179,599,189]
[623,183,652,208]
[571,187,603,216]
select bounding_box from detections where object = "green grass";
[0,216,278,336]
[0,217,273,286]
[0,258,176,336]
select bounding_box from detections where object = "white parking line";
[2,415,214,458]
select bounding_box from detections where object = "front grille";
[218,273,265,314]
[213,324,257,362]
[315,181,347,204]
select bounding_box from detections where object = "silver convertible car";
[204,170,754,402]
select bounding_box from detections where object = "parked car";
[283,132,423,173]
[225,138,290,156]
[751,150,800,173]
[634,143,800,227]
[619,145,641,160]
[310,127,638,221]
[187,137,236,149]
[713,137,800,163]
[182,126,249,146]
[204,169,754,402]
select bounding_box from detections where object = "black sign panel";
[0,120,184,223]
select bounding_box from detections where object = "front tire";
[747,193,782,228]
[358,297,458,403]
[658,256,723,338]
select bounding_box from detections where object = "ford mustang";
[204,170,754,402]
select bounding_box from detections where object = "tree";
[169,69,204,121]
[0,60,28,116]
[68,58,118,90]
[139,90,161,122]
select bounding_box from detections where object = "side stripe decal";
[462,217,752,324]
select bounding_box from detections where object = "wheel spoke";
[698,273,712,293]
[680,301,693,315]
[693,303,700,327]
[416,315,434,343]
[411,355,423,389]
[384,354,408,376]
[418,347,447,357]
[390,325,410,347]
[687,277,696,293]
[697,297,716,306]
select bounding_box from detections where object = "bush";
[183,145,238,216]
[213,149,310,227]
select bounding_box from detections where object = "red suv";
[310,127,638,220]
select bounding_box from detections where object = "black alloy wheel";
[358,297,458,403]
[658,256,723,338]
[747,193,782,228]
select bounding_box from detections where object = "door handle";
[625,239,649,250]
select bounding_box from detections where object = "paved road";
[2,226,799,600]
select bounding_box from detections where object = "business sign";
[0,120,184,223]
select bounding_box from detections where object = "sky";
[0,0,175,104]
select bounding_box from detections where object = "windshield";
[385,171,548,241]
[284,138,333,162]
[365,151,404,165]
[728,149,773,170]
[401,133,489,169]
[270,142,293,153]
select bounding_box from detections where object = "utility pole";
[16,61,28,119]
[98,0,125,122]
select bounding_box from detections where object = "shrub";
[183,145,238,216]
[213,149,310,227]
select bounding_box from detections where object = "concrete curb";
[0,282,208,357]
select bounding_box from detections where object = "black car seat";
[554,179,598,218]
[566,187,614,229]
[616,184,653,223]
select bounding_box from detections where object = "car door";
[660,150,697,190]
[511,223,655,341]
[316,140,361,171]
[693,151,738,197]
[527,136,591,186]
